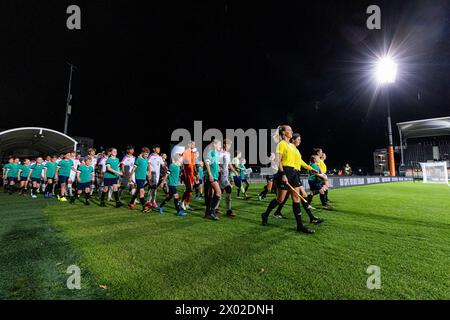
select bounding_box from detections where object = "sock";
[244,183,249,192]
[209,195,220,214]
[131,188,136,196]
[259,186,268,198]
[130,193,137,204]
[263,199,279,218]
[320,194,327,206]
[31,187,36,195]
[237,188,240,197]
[113,191,120,203]
[204,195,211,215]
[100,191,106,203]
[325,190,329,202]
[67,184,73,197]
[174,198,181,212]
[140,197,146,208]
[108,189,113,200]
[160,195,171,208]
[150,189,157,203]
[301,200,315,220]
[307,194,313,205]
[225,192,232,211]
[275,194,289,214]
[293,202,304,229]
[85,193,90,201]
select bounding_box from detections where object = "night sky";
[1,0,449,170]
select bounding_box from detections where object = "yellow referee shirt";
[294,149,313,171]
[276,140,297,168]
[318,159,327,174]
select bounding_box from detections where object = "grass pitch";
[1,182,449,299]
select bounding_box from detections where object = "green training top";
[30,164,45,179]
[104,157,120,179]
[204,149,220,181]
[7,163,19,178]
[134,156,148,180]
[168,163,180,187]
[19,164,31,178]
[57,159,73,177]
[45,162,57,179]
[78,165,94,184]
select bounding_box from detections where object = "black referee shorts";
[275,166,300,190]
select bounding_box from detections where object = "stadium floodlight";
[375,56,397,84]
[373,55,398,176]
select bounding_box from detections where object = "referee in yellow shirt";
[272,133,323,224]
[261,125,318,234]
[313,148,331,205]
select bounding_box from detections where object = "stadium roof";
[0,127,77,158]
[397,116,450,139]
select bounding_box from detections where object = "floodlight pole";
[64,62,77,135]
[386,87,396,176]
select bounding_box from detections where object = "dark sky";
[1,0,449,170]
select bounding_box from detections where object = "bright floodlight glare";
[375,56,398,84]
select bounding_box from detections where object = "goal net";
[419,162,449,185]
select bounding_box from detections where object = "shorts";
[219,173,231,189]
[308,179,324,191]
[31,177,42,183]
[104,177,119,186]
[295,170,304,187]
[20,176,29,181]
[233,176,242,188]
[122,172,135,185]
[7,177,18,183]
[136,179,146,190]
[275,166,300,190]
[69,172,76,182]
[149,171,160,187]
[168,185,178,196]
[46,175,55,180]
[266,175,274,182]
[58,175,69,184]
[183,172,195,186]
[78,182,90,190]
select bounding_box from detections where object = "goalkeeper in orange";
[181,141,196,210]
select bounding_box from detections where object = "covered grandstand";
[0,127,77,161]
[397,117,450,176]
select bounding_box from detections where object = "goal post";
[419,162,449,185]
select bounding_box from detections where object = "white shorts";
[122,172,136,186]
[219,173,231,189]
[150,171,160,187]
[69,172,76,182]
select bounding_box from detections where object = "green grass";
[0,191,107,299]
[1,182,450,299]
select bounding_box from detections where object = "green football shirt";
[168,163,180,187]
[134,156,148,180]
[45,162,57,178]
[58,159,73,177]
[30,164,45,179]
[104,157,120,179]
[78,165,94,183]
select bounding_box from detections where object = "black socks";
[292,202,303,228]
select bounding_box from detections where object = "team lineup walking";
[1,125,333,234]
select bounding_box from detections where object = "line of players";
[2,127,331,231]
[1,141,254,219]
